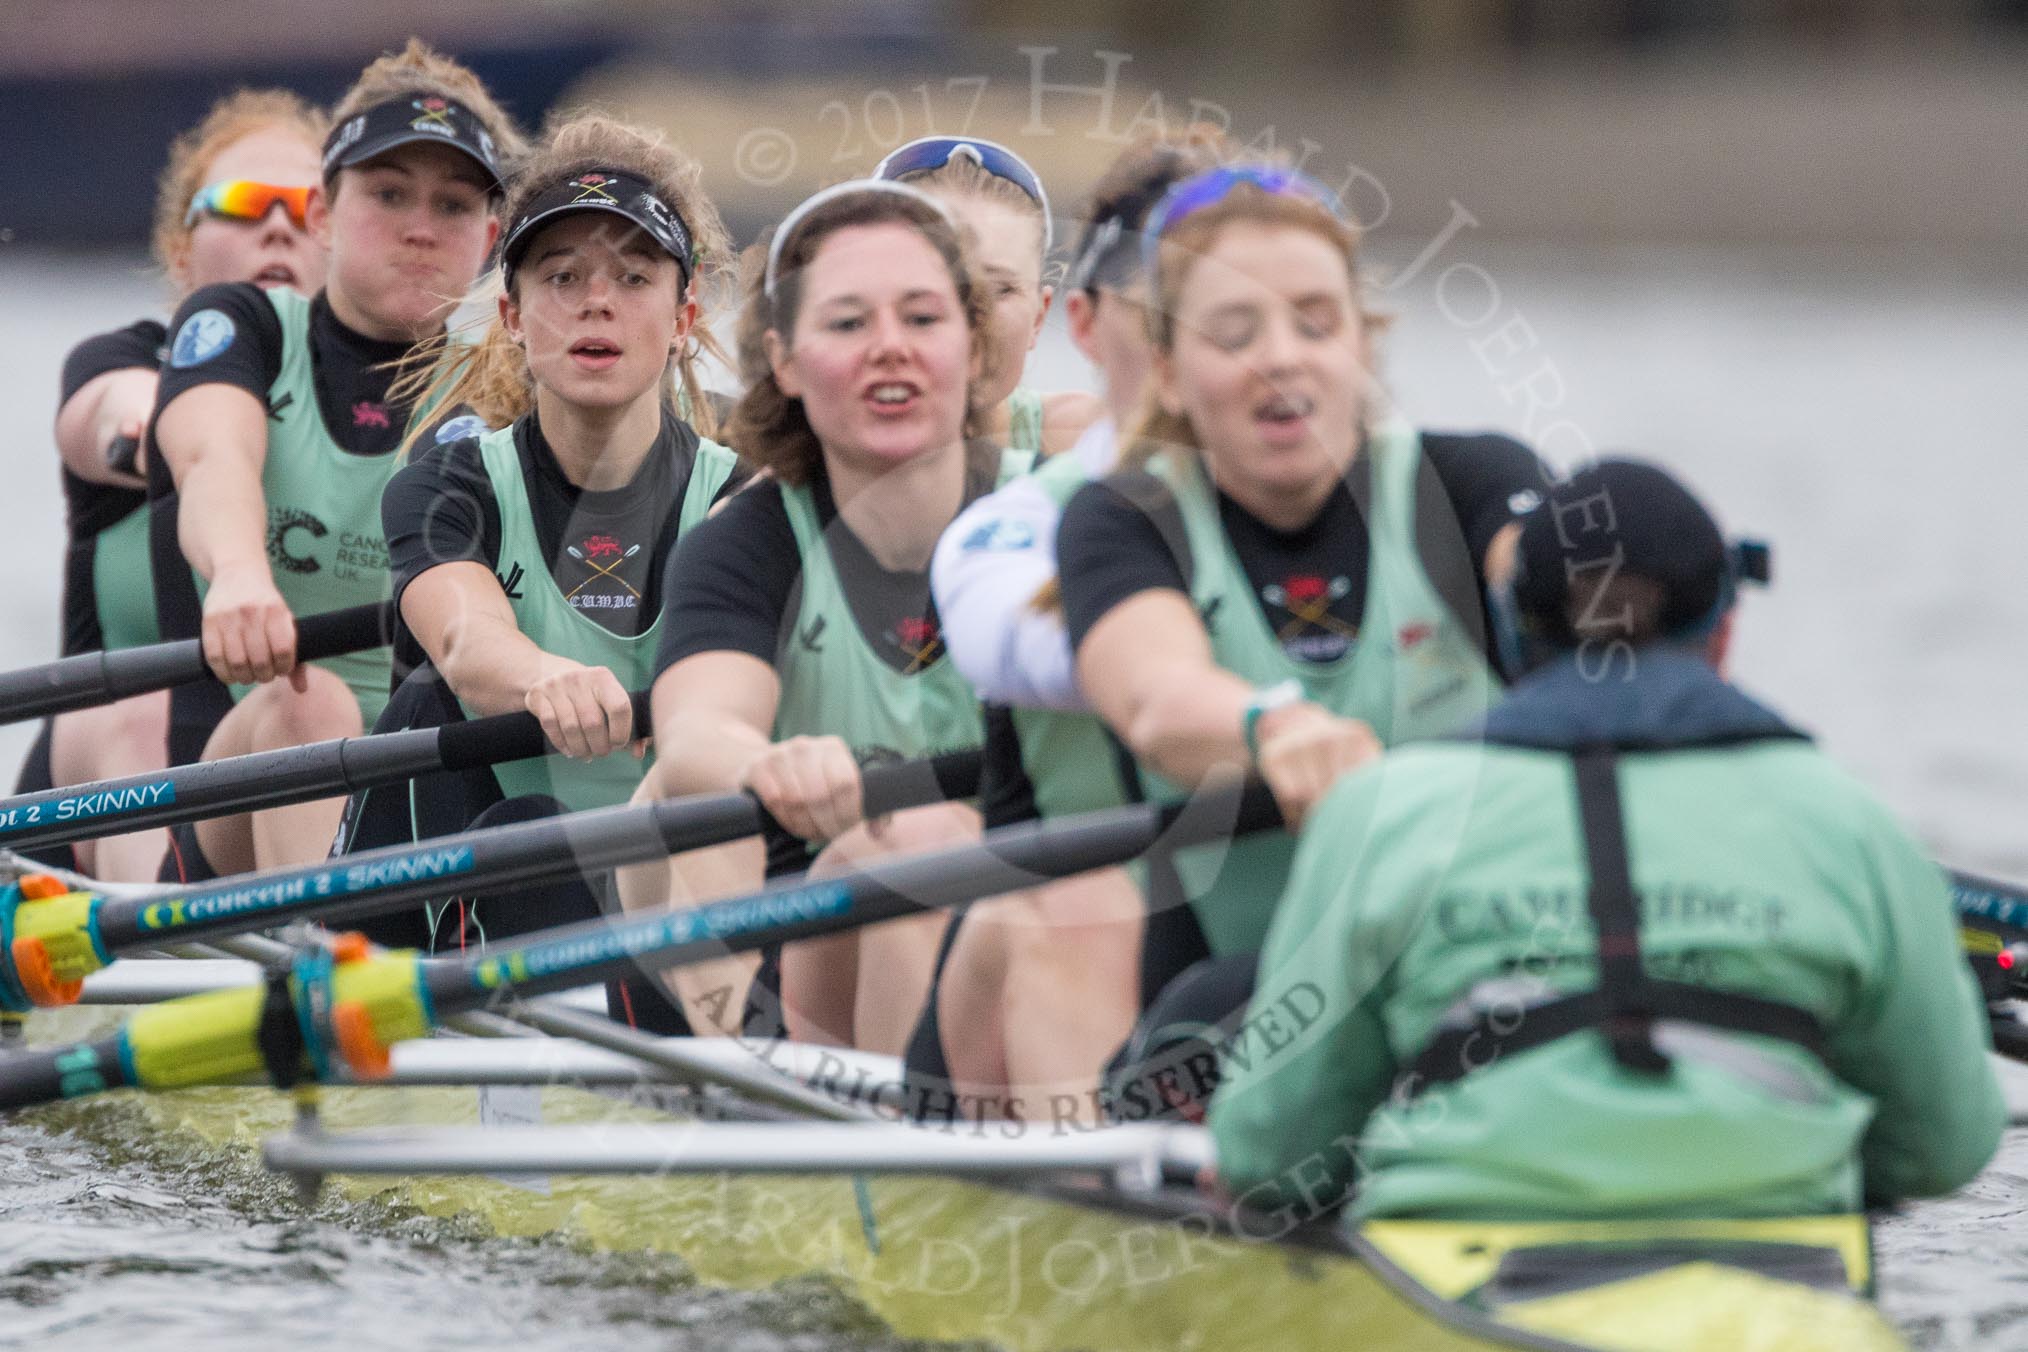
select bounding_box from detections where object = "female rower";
[1053,164,1548,1101]
[907,128,1232,1119]
[148,40,523,880]
[874,135,1098,456]
[617,180,1022,1050]
[19,89,328,881]
[342,113,743,958]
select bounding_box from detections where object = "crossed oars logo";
[410,97,455,129]
[1263,574,1357,643]
[565,542,642,600]
[570,173,619,205]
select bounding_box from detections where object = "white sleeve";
[931,477,1090,711]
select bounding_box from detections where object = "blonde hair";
[728,188,988,487]
[889,152,1047,266]
[391,111,734,448]
[151,89,326,275]
[1120,179,1385,475]
[1031,170,1382,616]
[328,38,527,195]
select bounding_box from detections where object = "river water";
[0,241,2024,1348]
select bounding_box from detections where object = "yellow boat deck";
[20,1006,1906,1352]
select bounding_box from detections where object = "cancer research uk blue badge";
[171,309,236,368]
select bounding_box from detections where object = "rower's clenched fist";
[526,659,634,761]
[202,564,302,689]
[740,735,864,843]
[1253,702,1381,830]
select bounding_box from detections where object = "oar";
[1949,868,2028,1060]
[0,601,392,726]
[0,750,981,1010]
[0,781,1280,1111]
[0,690,653,854]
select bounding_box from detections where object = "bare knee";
[51,691,169,780]
[1008,870,1144,962]
[236,668,362,751]
[811,801,981,875]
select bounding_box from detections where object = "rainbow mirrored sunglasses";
[1140,164,1347,275]
[873,136,1054,254]
[183,180,315,229]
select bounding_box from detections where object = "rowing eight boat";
[16,968,1904,1352]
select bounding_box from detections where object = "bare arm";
[156,383,297,684]
[1075,588,1379,826]
[400,561,633,758]
[647,648,864,841]
[158,384,270,582]
[54,368,154,489]
[648,650,782,799]
[1075,588,1255,785]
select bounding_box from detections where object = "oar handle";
[0,688,654,855]
[0,601,392,726]
[434,690,655,772]
[861,750,982,818]
[294,602,393,664]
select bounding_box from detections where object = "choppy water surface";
[0,1099,968,1352]
[2,241,2026,1349]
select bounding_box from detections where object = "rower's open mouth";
[866,381,921,411]
[1254,392,1315,426]
[569,339,623,366]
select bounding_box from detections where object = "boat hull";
[19,1005,1905,1352]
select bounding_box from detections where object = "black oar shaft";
[86,751,980,954]
[0,602,390,726]
[0,692,649,852]
[0,1036,135,1105]
[418,781,1281,1016]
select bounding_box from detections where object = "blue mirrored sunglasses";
[1140,165,1347,275]
[873,136,1053,254]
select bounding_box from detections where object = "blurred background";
[0,2,2025,880]
[4,0,2028,246]
[0,0,2019,243]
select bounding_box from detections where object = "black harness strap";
[1404,982,1829,1093]
[1396,746,1830,1097]
[1571,747,1669,1073]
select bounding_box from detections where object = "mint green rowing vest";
[196,288,409,725]
[1007,450,1125,820]
[95,505,162,650]
[772,449,1032,760]
[1006,387,1046,455]
[1144,422,1499,955]
[457,423,739,813]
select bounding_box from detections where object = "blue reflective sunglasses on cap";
[1140,164,1347,276]
[873,136,1054,254]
